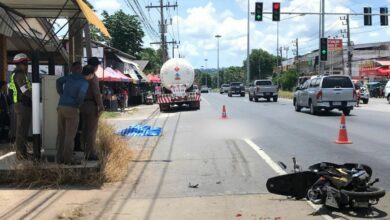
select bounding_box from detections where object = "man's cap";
[13,53,29,64]
[87,57,101,67]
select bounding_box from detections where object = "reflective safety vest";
[9,72,32,103]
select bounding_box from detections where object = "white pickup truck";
[248,80,279,102]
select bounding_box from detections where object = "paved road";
[106,93,390,220]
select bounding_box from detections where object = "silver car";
[294,75,357,115]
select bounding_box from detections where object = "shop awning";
[375,60,390,66]
[95,65,131,82]
[110,68,132,82]
[147,74,160,83]
[115,54,149,83]
[359,67,390,77]
[0,0,111,38]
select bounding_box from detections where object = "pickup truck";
[248,80,279,102]
[228,82,245,97]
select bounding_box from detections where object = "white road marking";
[0,151,15,160]
[201,96,211,106]
[243,138,335,220]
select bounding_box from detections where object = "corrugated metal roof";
[0,8,13,37]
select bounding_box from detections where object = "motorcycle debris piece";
[188,182,199,188]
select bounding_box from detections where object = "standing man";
[9,54,32,160]
[81,57,104,160]
[56,65,95,164]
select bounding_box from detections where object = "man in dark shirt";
[56,65,94,164]
[81,57,104,160]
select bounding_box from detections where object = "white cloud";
[173,0,390,68]
[94,0,121,13]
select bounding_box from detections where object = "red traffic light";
[273,3,280,10]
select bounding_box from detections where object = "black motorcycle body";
[266,162,386,209]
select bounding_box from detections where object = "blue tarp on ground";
[117,124,162,137]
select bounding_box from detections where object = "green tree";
[278,69,298,91]
[220,66,245,84]
[243,49,277,81]
[139,48,163,73]
[101,10,144,56]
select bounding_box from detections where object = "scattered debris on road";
[188,182,199,188]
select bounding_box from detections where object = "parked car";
[367,82,382,98]
[193,85,200,94]
[200,86,209,93]
[294,75,356,115]
[228,82,245,97]
[220,84,230,94]
[248,80,279,102]
[385,80,390,104]
[360,86,370,104]
[353,81,369,104]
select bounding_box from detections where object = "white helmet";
[13,53,29,64]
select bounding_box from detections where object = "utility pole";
[341,15,352,76]
[292,38,299,73]
[146,1,178,62]
[246,0,250,84]
[151,39,178,59]
[284,46,289,60]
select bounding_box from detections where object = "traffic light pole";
[246,0,250,84]
[320,0,325,75]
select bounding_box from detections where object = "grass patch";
[0,121,132,187]
[279,90,294,100]
[101,111,121,119]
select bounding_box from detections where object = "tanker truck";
[157,58,201,111]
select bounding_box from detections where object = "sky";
[88,0,390,69]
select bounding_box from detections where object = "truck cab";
[228,82,245,97]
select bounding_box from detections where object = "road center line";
[201,96,211,106]
[243,138,334,220]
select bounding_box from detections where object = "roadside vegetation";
[0,121,132,187]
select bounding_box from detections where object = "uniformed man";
[8,53,32,160]
[56,65,95,164]
[81,57,104,160]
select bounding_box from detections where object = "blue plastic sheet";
[117,124,162,137]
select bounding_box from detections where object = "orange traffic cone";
[336,113,352,144]
[221,105,228,119]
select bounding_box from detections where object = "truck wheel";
[241,93,245,97]
[309,101,317,115]
[254,97,259,102]
[249,95,253,101]
[273,96,278,102]
[228,93,232,97]
[388,95,390,104]
[267,98,271,102]
[342,109,351,116]
[363,99,368,104]
[294,99,301,112]
[159,104,170,112]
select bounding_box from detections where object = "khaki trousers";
[57,106,79,163]
[14,103,31,158]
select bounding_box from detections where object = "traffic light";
[255,2,263,21]
[364,7,372,26]
[272,2,280,21]
[320,38,328,61]
[380,7,388,26]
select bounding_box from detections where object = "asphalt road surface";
[106,93,390,220]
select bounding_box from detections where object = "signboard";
[328,39,343,51]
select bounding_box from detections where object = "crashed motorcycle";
[266,159,386,209]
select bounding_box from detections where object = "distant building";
[281,41,390,81]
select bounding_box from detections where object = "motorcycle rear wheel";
[341,187,386,200]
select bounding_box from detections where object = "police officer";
[9,53,32,160]
[81,57,104,160]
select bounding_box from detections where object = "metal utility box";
[42,75,60,161]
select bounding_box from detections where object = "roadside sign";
[328,39,343,51]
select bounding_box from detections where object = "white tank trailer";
[157,58,200,111]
